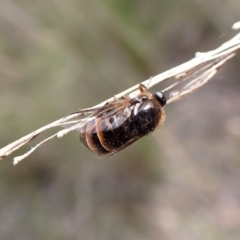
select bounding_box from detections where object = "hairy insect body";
[79,87,166,156]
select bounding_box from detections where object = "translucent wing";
[62,96,134,133]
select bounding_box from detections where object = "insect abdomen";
[79,100,163,156]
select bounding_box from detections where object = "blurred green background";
[1,0,240,239]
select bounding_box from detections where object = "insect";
[1,51,232,164]
[71,84,167,156]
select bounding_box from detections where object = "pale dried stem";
[1,22,240,165]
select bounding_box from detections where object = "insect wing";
[93,98,132,133]
[63,97,132,132]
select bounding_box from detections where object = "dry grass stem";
[1,22,240,165]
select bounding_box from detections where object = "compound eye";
[154,92,167,107]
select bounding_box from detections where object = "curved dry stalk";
[1,22,240,165]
